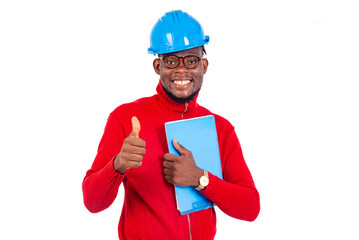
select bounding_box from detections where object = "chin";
[170,90,200,104]
[162,83,201,104]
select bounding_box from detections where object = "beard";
[161,83,201,104]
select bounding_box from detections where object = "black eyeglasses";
[158,55,203,69]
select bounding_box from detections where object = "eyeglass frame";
[157,55,204,69]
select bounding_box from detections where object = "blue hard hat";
[148,10,210,55]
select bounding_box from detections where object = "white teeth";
[173,80,191,86]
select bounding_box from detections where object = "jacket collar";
[156,81,199,114]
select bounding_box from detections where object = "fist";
[163,139,202,187]
[114,117,146,174]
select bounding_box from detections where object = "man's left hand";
[163,139,203,187]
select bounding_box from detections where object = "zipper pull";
[181,102,189,119]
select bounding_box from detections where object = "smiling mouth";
[172,80,192,86]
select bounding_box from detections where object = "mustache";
[170,74,193,80]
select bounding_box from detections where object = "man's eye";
[185,57,198,65]
[167,61,175,65]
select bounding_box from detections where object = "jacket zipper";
[181,102,189,119]
[183,102,191,239]
[187,214,192,240]
[181,102,192,240]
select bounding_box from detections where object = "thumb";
[131,116,141,138]
[173,139,188,156]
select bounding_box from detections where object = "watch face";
[200,176,209,187]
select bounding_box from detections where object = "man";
[83,10,260,240]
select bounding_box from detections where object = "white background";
[1,1,358,239]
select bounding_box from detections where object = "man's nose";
[176,59,187,71]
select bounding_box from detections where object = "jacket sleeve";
[82,111,127,213]
[200,125,260,221]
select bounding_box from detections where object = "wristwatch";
[195,170,209,191]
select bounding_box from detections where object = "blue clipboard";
[165,115,223,215]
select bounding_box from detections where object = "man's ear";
[202,58,209,74]
[153,58,160,75]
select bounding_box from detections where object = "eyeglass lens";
[163,56,200,69]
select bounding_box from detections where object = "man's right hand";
[113,117,146,174]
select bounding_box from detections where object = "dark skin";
[163,139,204,187]
[153,46,208,101]
[114,46,208,187]
[113,130,146,174]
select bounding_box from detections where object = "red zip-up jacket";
[82,82,260,240]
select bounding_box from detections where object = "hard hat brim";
[148,36,209,55]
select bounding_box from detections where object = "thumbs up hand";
[162,139,203,187]
[114,116,146,174]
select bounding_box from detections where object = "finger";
[122,152,144,162]
[163,168,173,176]
[126,160,143,169]
[123,144,146,155]
[131,116,141,138]
[173,139,190,156]
[162,160,174,169]
[128,154,143,162]
[125,136,146,147]
[165,175,173,184]
[164,153,179,161]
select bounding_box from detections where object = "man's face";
[153,46,209,103]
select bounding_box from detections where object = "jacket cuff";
[102,155,127,183]
[201,171,223,200]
